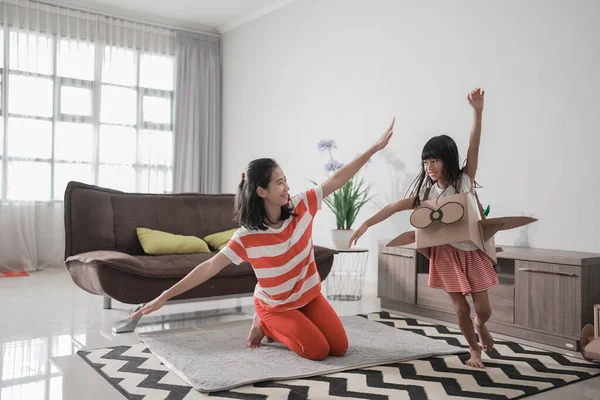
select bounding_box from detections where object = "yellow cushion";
[203,228,239,251]
[136,227,211,255]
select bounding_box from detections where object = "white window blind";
[0,0,176,202]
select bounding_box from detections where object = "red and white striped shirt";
[220,185,323,312]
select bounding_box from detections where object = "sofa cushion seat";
[66,245,337,280]
[66,250,254,279]
[136,254,254,278]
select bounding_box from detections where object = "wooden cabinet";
[415,269,515,324]
[515,261,581,337]
[378,240,600,350]
[417,273,455,313]
[377,244,416,304]
[485,283,515,324]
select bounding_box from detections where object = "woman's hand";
[321,117,395,198]
[348,223,369,247]
[369,117,395,153]
[129,293,168,319]
[127,253,233,320]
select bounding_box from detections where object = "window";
[7,118,52,159]
[143,96,171,124]
[140,53,174,91]
[0,28,175,201]
[9,75,53,117]
[98,124,137,192]
[57,38,95,81]
[9,31,53,75]
[100,85,137,125]
[54,122,94,162]
[102,45,136,86]
[60,86,92,116]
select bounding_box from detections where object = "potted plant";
[311,139,374,249]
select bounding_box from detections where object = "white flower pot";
[330,229,355,250]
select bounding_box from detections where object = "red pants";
[254,293,349,361]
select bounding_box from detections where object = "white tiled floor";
[1,267,598,399]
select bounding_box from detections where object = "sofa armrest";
[313,245,338,263]
[66,250,148,276]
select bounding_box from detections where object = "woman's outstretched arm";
[321,117,395,198]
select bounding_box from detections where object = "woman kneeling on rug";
[130,118,395,361]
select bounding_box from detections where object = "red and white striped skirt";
[428,244,499,295]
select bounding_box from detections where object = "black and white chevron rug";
[77,311,600,399]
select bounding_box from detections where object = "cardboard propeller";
[386,191,537,264]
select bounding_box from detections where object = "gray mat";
[137,315,465,393]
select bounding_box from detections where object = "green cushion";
[136,227,211,255]
[203,228,239,251]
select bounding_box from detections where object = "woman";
[131,118,395,360]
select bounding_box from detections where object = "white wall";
[222,0,600,282]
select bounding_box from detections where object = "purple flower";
[317,139,337,152]
[324,159,344,173]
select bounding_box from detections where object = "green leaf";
[308,174,374,230]
[483,205,490,217]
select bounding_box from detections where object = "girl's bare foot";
[465,346,485,368]
[247,314,265,348]
[474,318,495,352]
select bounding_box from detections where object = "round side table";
[325,248,369,301]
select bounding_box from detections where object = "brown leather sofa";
[63,181,337,332]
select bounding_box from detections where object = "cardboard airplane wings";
[386,189,537,264]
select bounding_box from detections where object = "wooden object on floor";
[378,240,600,350]
[581,323,600,362]
[595,304,600,339]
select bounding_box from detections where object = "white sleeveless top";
[419,173,480,252]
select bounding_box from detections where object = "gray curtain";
[173,31,222,194]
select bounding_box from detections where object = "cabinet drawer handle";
[518,268,578,277]
[381,251,414,259]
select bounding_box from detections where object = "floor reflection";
[0,334,86,400]
[0,268,383,400]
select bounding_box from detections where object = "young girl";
[131,118,395,361]
[349,88,495,369]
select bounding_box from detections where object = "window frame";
[0,27,175,202]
